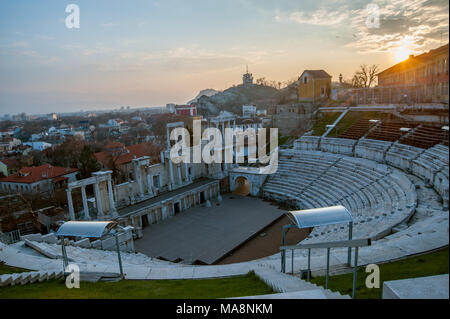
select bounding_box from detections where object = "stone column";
[66,189,75,220]
[107,177,117,217]
[81,185,90,220]
[128,182,135,203]
[146,171,153,196]
[184,162,190,182]
[166,126,171,149]
[134,160,144,198]
[177,165,182,185]
[162,205,168,220]
[168,158,174,190]
[93,181,103,218]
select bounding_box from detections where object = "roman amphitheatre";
[0,109,449,299]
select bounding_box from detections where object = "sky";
[0,0,448,116]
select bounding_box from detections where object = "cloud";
[273,0,448,53]
[275,8,349,26]
[347,0,449,53]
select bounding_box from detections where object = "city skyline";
[1,0,449,116]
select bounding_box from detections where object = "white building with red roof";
[0,164,78,195]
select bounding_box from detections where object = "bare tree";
[352,64,379,88]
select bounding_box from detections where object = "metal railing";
[280,238,371,298]
[0,230,21,244]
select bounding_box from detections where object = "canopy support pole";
[115,233,124,278]
[281,224,296,273]
[60,237,69,273]
[347,221,353,266]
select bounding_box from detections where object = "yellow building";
[298,70,332,102]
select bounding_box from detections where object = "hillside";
[187,89,219,105]
[195,83,298,116]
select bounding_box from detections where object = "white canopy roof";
[56,221,118,238]
[286,205,353,229]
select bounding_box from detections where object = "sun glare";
[395,46,411,62]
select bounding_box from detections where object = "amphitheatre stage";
[134,193,285,264]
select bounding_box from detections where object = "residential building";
[174,104,197,117]
[0,136,21,152]
[0,164,78,195]
[23,141,52,151]
[298,70,332,102]
[94,142,160,181]
[242,105,257,118]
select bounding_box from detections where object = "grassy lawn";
[312,110,388,136]
[312,112,341,136]
[310,248,449,299]
[0,271,274,299]
[278,136,292,146]
[0,264,32,275]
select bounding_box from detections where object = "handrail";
[280,238,371,251]
[280,238,371,299]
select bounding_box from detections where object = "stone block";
[74,238,91,248]
[91,240,102,249]
[101,237,116,251]
[41,233,58,244]
[21,233,42,242]
[383,274,449,299]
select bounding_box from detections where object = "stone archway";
[233,176,251,196]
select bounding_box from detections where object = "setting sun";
[395,45,411,62]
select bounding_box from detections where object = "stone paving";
[134,193,284,264]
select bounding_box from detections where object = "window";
[153,175,160,188]
[303,75,308,84]
[320,87,325,96]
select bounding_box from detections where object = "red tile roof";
[95,142,161,167]
[0,164,78,184]
[302,70,332,79]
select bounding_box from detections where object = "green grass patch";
[311,112,341,136]
[312,110,390,137]
[278,136,292,146]
[0,264,32,275]
[0,271,274,299]
[310,248,449,299]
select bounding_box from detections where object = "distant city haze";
[0,0,448,116]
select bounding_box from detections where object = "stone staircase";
[252,267,350,299]
[0,270,64,287]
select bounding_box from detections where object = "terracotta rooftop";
[95,142,161,166]
[302,70,332,79]
[0,164,78,184]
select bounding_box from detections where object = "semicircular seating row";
[262,149,417,244]
[308,136,448,201]
[263,135,449,244]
